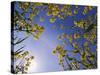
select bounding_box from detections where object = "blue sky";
[14,2,97,73]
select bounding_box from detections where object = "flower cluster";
[14,50,34,73]
[32,24,44,40]
[52,44,67,70]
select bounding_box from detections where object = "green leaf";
[72,43,78,49]
[57,35,62,40]
[32,24,44,40]
[81,52,86,61]
[47,12,51,16]
[73,50,79,54]
[62,50,67,55]
[89,54,95,60]
[84,24,96,33]
[49,17,56,23]
[74,10,78,14]
[67,56,73,61]
[52,50,56,55]
[33,34,39,40]
[84,42,88,47]
[69,37,73,43]
[29,13,35,20]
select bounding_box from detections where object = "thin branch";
[14,36,29,45]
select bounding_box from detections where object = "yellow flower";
[25,63,30,67]
[30,13,35,20]
[22,51,29,57]
[81,52,86,61]
[47,11,51,16]
[75,5,78,8]
[74,33,80,39]
[61,50,67,56]
[74,20,85,29]
[17,20,26,28]
[52,11,59,16]
[73,50,79,54]
[58,54,63,59]
[14,54,22,59]
[72,43,78,49]
[33,34,39,40]
[57,35,62,40]
[84,42,88,47]
[59,59,64,63]
[49,17,56,23]
[24,67,28,70]
[74,21,78,25]
[30,56,34,60]
[20,2,30,11]
[74,10,78,14]
[67,11,73,16]
[52,50,56,55]
[58,15,64,19]
[56,44,63,51]
[84,33,88,38]
[88,6,93,10]
[83,7,88,15]
[32,24,44,40]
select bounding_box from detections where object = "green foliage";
[53,14,97,70]
[73,50,79,54]
[49,17,56,23]
[74,20,85,29]
[29,13,35,20]
[67,56,73,61]
[12,2,46,73]
[89,54,95,61]
[11,36,34,74]
[32,24,44,40]
[52,50,56,55]
[12,2,97,72]
[84,24,96,33]
[82,6,93,15]
[19,2,30,12]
